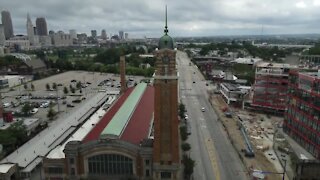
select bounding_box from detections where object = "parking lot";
[1,71,146,127]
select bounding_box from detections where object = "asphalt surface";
[177,51,248,180]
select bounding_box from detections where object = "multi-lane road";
[177,51,248,180]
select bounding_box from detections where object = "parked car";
[30,108,39,114]
[67,103,75,107]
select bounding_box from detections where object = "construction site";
[207,65,320,179]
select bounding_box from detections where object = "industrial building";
[283,70,320,159]
[44,83,155,179]
[251,63,294,113]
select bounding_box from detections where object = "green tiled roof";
[100,83,147,138]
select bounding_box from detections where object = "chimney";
[120,56,127,93]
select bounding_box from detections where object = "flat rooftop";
[0,92,110,172]
[83,83,154,145]
[257,62,294,68]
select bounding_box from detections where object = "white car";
[184,114,189,120]
[201,107,205,112]
[30,108,39,114]
[2,102,11,108]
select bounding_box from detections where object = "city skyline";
[1,0,320,38]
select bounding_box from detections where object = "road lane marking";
[205,138,221,180]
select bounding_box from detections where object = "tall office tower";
[1,10,14,39]
[119,30,124,39]
[69,29,77,39]
[101,29,107,40]
[26,13,35,45]
[0,24,5,46]
[125,32,128,39]
[284,70,320,159]
[91,30,97,38]
[36,17,48,36]
[153,7,180,179]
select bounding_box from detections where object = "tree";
[76,81,81,89]
[71,87,75,94]
[181,143,191,151]
[47,107,56,120]
[183,155,195,179]
[31,83,35,91]
[23,83,28,90]
[46,83,50,91]
[21,103,33,116]
[63,86,69,94]
[180,126,188,141]
[8,121,28,144]
[52,83,57,90]
[179,103,186,119]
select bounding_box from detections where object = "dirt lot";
[210,95,283,180]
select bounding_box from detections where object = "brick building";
[283,70,320,159]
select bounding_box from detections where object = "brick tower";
[153,6,180,180]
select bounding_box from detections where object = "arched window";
[88,154,133,175]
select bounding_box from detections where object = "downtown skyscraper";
[1,10,14,39]
[36,17,48,36]
[26,13,35,45]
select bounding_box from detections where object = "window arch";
[88,154,133,175]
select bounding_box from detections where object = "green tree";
[179,103,186,119]
[180,126,188,141]
[23,83,28,90]
[183,155,195,179]
[47,107,56,120]
[181,143,191,151]
[63,86,69,94]
[8,121,28,144]
[31,83,35,91]
[21,103,33,116]
[52,83,57,90]
[71,87,75,94]
[46,83,50,91]
[76,81,81,89]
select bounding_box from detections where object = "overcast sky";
[2,0,320,38]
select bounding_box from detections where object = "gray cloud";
[1,0,320,37]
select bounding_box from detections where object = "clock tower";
[153,6,180,180]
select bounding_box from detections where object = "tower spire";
[164,5,168,35]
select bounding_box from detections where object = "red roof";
[82,87,133,143]
[120,86,154,144]
[82,86,154,145]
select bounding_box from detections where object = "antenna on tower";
[164,5,168,35]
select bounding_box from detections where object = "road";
[177,51,248,180]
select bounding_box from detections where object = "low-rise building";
[219,83,250,106]
[0,75,24,89]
